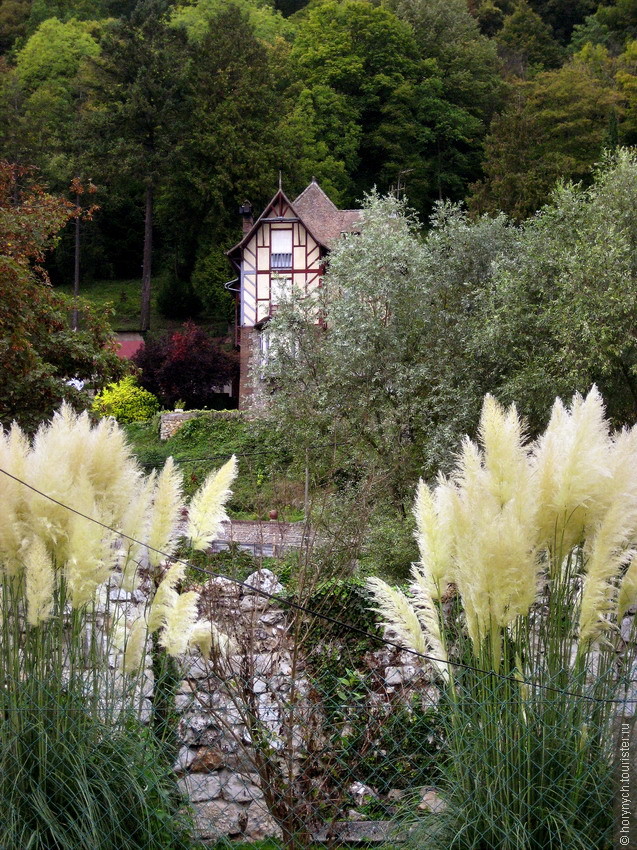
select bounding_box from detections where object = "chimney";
[239,201,253,234]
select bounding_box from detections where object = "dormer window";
[271,229,292,269]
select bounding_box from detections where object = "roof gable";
[227,180,362,260]
[226,189,298,259]
[293,180,362,248]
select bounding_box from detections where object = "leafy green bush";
[312,660,444,798]
[301,575,381,654]
[359,509,419,581]
[92,376,160,423]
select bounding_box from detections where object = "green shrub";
[92,376,160,423]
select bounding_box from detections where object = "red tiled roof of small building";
[114,333,144,360]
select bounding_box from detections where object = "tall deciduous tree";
[262,192,515,503]
[477,149,637,429]
[7,17,101,185]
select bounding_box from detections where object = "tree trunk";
[140,181,154,332]
[72,194,80,331]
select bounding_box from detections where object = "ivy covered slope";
[4,0,636,321]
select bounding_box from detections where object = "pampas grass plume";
[414,478,453,598]
[64,475,112,608]
[190,619,235,658]
[187,455,237,551]
[25,536,54,626]
[147,458,183,568]
[618,555,637,622]
[534,387,612,554]
[161,590,199,656]
[119,471,156,591]
[147,562,185,633]
[0,424,30,574]
[122,615,148,674]
[366,576,428,657]
[410,567,449,681]
[578,426,637,645]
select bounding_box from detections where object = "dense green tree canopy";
[262,192,515,499]
[171,0,293,43]
[478,149,637,428]
[470,52,620,217]
[1,17,102,184]
[3,0,637,330]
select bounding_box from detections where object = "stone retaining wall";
[159,409,243,441]
[107,572,637,844]
[107,569,437,844]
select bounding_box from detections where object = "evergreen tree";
[527,0,596,43]
[83,0,189,330]
[496,0,564,75]
[157,3,287,319]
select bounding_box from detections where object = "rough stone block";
[222,772,263,803]
[243,569,284,597]
[178,773,223,803]
[245,801,282,840]
[192,800,247,839]
[173,747,197,775]
[189,746,226,773]
[385,665,418,685]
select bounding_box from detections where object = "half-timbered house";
[226,179,361,408]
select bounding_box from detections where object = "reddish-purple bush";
[133,321,238,409]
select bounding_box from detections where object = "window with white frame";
[270,229,292,270]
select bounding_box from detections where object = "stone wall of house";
[238,327,258,411]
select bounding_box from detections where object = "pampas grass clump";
[0,404,238,850]
[368,388,637,850]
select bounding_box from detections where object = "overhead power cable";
[0,465,634,704]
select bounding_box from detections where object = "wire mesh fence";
[1,563,633,850]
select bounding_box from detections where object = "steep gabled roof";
[226,180,362,264]
[293,180,362,248]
